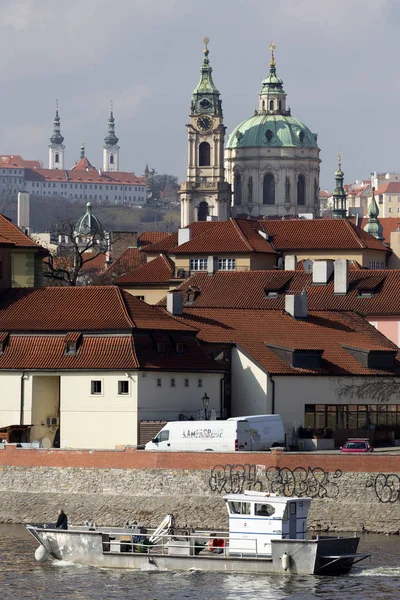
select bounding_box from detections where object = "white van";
[228,414,285,451]
[145,420,251,452]
[144,414,284,452]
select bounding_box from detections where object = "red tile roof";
[0,214,43,250]
[162,269,400,317]
[114,254,176,285]
[120,290,195,331]
[357,217,400,245]
[70,157,97,172]
[0,155,41,169]
[168,307,400,376]
[102,247,146,279]
[259,218,388,251]
[143,221,221,253]
[138,231,171,247]
[375,182,400,195]
[24,163,146,186]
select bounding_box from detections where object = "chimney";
[334,259,349,294]
[312,260,334,285]
[284,255,297,271]
[178,227,191,246]
[17,192,30,234]
[207,255,218,276]
[166,290,183,316]
[285,290,308,319]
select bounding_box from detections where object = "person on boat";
[55,509,68,530]
[208,533,224,554]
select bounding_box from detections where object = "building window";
[389,207,392,213]
[110,155,114,164]
[198,379,203,387]
[368,260,386,269]
[157,342,166,353]
[269,99,274,110]
[199,142,211,167]
[263,173,275,205]
[134,295,145,301]
[157,378,162,387]
[176,343,184,355]
[218,258,236,271]
[234,173,242,205]
[65,342,77,355]
[55,153,59,163]
[297,174,306,205]
[184,379,189,387]
[118,380,129,395]
[170,378,176,387]
[190,258,208,271]
[389,196,392,202]
[91,380,102,395]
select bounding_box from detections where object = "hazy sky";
[0,0,398,190]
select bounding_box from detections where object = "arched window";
[198,201,209,221]
[110,155,114,165]
[297,175,306,206]
[55,153,59,163]
[269,100,274,111]
[263,173,275,205]
[234,173,242,205]
[262,100,265,110]
[199,142,211,167]
[278,100,282,111]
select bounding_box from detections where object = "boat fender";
[35,544,49,562]
[281,552,290,571]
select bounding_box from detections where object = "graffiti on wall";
[367,474,400,503]
[209,464,343,499]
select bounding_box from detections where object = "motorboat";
[26,491,370,575]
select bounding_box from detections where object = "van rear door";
[236,421,251,451]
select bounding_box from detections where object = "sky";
[0,0,399,190]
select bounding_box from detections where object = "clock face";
[197,116,213,132]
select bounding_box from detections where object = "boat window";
[228,501,250,515]
[290,503,297,515]
[255,503,275,516]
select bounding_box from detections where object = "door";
[237,421,251,450]
[288,502,297,539]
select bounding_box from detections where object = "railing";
[101,531,267,560]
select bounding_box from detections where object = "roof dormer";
[0,332,10,354]
[64,332,82,356]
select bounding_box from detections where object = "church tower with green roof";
[179,38,231,227]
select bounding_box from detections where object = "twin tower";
[179,40,321,227]
[48,103,120,173]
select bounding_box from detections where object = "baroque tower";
[49,101,65,170]
[103,103,120,172]
[332,153,347,218]
[180,38,231,227]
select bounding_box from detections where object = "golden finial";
[203,36,210,57]
[269,41,276,66]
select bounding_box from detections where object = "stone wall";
[1,460,400,534]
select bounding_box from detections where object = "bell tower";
[180,38,231,227]
[103,102,120,172]
[49,100,65,170]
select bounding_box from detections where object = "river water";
[2,524,400,599]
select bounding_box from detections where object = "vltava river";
[2,524,400,599]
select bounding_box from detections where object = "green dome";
[226,114,318,149]
[75,202,104,238]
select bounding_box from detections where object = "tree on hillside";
[145,166,179,204]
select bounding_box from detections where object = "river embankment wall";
[1,446,400,533]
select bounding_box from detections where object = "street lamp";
[202,393,210,420]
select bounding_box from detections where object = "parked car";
[340,438,374,453]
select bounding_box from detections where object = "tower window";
[199,142,211,167]
[263,173,275,205]
[198,201,209,221]
[55,153,59,163]
[269,100,274,110]
[297,175,306,206]
[234,173,242,205]
[110,155,114,165]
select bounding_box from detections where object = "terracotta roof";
[0,214,42,249]
[319,190,330,198]
[114,254,176,285]
[24,164,146,186]
[120,290,196,331]
[138,231,171,247]
[167,307,400,376]
[102,248,146,279]
[0,155,41,169]
[259,218,388,251]
[162,269,400,317]
[143,221,221,253]
[375,182,400,195]
[70,157,97,172]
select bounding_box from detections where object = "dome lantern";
[74,202,105,240]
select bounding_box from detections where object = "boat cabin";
[224,490,311,556]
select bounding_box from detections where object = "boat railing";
[101,530,266,559]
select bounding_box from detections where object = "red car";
[340,438,374,453]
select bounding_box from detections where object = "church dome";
[75,202,104,238]
[226,114,318,149]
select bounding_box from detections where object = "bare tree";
[43,219,109,286]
